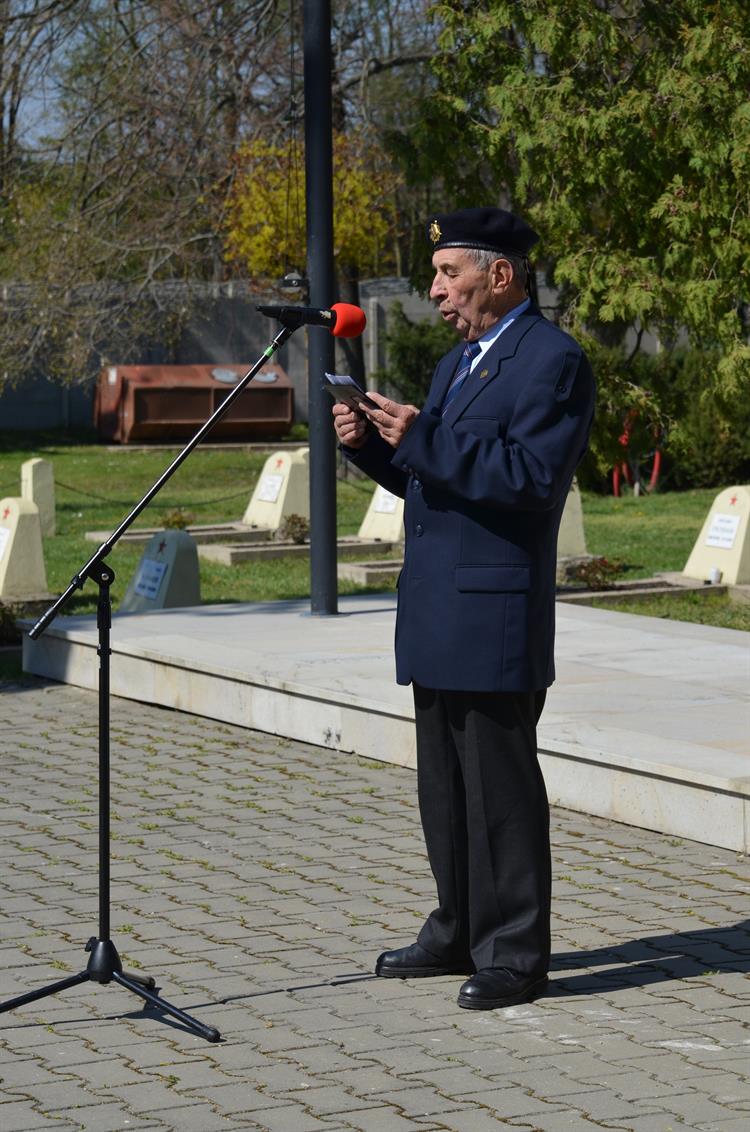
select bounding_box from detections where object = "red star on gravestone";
[275,458,284,469]
[157,539,167,554]
[1,506,10,520]
[729,495,738,505]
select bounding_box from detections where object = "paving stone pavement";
[0,678,748,1132]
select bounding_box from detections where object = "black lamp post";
[304,0,338,615]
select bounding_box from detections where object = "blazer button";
[415,523,424,536]
[555,382,567,393]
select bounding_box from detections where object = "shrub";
[564,556,625,590]
[278,513,309,544]
[658,350,750,488]
[373,301,457,405]
[579,343,750,492]
[162,508,196,529]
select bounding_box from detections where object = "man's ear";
[491,256,514,292]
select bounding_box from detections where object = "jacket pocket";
[455,564,530,592]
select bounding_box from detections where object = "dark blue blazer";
[348,304,595,692]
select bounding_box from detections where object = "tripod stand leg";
[122,969,156,990]
[0,970,90,1014]
[112,970,221,1042]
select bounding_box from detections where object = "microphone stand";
[0,323,294,1043]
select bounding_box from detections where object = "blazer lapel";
[440,306,543,425]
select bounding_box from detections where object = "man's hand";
[361,391,419,449]
[332,401,370,449]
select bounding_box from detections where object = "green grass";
[580,489,717,578]
[589,591,750,632]
[0,435,397,616]
[0,437,744,630]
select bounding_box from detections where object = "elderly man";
[333,207,595,1010]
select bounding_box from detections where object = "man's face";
[429,248,499,341]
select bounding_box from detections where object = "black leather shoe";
[375,942,473,979]
[457,968,548,1010]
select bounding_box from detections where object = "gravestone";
[357,484,405,543]
[557,478,587,558]
[242,447,310,532]
[120,529,200,613]
[682,485,750,586]
[21,458,56,537]
[0,498,48,599]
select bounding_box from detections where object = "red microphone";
[328,302,367,338]
[256,302,366,338]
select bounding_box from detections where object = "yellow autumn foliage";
[224,132,400,279]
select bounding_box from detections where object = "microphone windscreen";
[331,303,367,338]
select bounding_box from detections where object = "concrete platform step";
[21,596,749,853]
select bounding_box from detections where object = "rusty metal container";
[94,363,294,443]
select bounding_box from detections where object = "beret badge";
[429,219,442,244]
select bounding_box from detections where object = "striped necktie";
[442,340,481,413]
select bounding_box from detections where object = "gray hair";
[466,247,529,290]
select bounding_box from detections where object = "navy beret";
[427,207,539,257]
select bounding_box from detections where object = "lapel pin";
[479,368,489,379]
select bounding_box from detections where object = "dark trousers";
[413,683,550,976]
